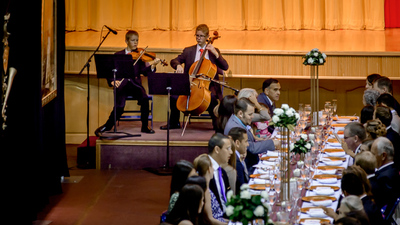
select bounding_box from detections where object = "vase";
[309,65,320,127]
[279,127,291,202]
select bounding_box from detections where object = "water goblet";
[268,190,276,206]
[332,99,337,115]
[274,180,281,200]
[299,120,307,130]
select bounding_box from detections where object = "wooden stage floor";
[66,28,400,53]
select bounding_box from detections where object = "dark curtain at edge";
[0,0,67,223]
[385,0,400,28]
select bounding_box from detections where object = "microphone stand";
[78,30,112,150]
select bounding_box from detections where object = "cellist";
[160,24,229,131]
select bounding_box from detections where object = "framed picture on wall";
[41,0,57,106]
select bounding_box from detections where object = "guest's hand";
[273,140,281,149]
[111,80,122,88]
[342,142,355,158]
[321,206,337,220]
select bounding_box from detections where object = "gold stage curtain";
[65,0,385,32]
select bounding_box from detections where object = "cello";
[176,31,220,116]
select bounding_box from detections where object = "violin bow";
[133,46,148,66]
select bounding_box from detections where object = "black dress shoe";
[160,123,181,130]
[94,124,112,137]
[141,126,155,134]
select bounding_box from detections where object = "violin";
[128,47,168,66]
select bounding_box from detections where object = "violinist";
[95,30,161,136]
[160,24,229,131]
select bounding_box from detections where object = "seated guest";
[238,88,271,139]
[334,216,363,225]
[193,154,228,224]
[224,98,278,174]
[373,76,400,115]
[342,122,366,163]
[214,95,237,134]
[228,127,250,194]
[166,184,205,225]
[359,139,375,152]
[370,137,400,216]
[257,78,281,133]
[354,151,379,202]
[341,167,384,224]
[365,73,381,89]
[362,89,380,106]
[323,195,370,225]
[374,106,400,167]
[220,140,237,195]
[364,119,387,140]
[208,133,232,213]
[360,106,375,125]
[377,93,400,134]
[168,160,198,214]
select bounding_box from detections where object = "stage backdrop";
[65,0,385,32]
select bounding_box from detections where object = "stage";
[64,29,400,169]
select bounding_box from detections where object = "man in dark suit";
[95,30,160,136]
[374,106,400,168]
[257,78,280,133]
[371,137,400,218]
[208,133,232,213]
[374,76,400,116]
[355,151,379,199]
[224,98,277,174]
[341,171,385,225]
[228,127,250,194]
[160,24,229,130]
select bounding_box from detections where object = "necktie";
[218,167,227,202]
[199,49,204,55]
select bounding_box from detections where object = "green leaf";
[243,209,253,219]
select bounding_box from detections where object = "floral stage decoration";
[225,184,273,225]
[269,104,300,131]
[302,48,327,65]
[290,133,312,155]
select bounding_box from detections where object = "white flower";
[254,205,265,217]
[295,113,300,119]
[290,143,295,150]
[240,183,250,190]
[305,143,311,149]
[260,191,269,200]
[297,160,304,167]
[226,190,233,201]
[309,134,315,140]
[268,218,274,224]
[272,115,280,123]
[293,168,301,177]
[307,58,314,64]
[262,201,272,212]
[319,58,324,64]
[307,51,311,56]
[285,110,294,117]
[273,108,284,116]
[322,53,327,59]
[314,52,319,57]
[301,134,308,140]
[289,107,296,113]
[240,190,251,199]
[312,48,319,52]
[281,104,289,110]
[226,205,235,216]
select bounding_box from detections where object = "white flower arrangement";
[290,134,312,155]
[303,48,327,65]
[225,184,273,225]
[269,104,299,131]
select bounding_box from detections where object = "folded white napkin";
[302,220,322,225]
[326,151,346,157]
[253,178,269,184]
[311,199,333,206]
[320,169,336,175]
[317,178,337,184]
[327,142,342,147]
[307,208,328,218]
[314,187,335,195]
[267,151,280,156]
[323,160,343,166]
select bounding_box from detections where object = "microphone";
[104,25,117,35]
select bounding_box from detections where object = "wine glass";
[332,99,337,115]
[268,190,276,206]
[319,116,326,126]
[274,180,281,201]
[324,101,331,112]
[299,120,307,130]
[304,105,311,119]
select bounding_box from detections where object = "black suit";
[393,97,400,117]
[361,195,386,225]
[169,45,229,129]
[102,49,154,129]
[386,127,400,169]
[374,163,400,216]
[235,156,249,195]
[209,167,230,213]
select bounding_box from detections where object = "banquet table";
[247,117,355,224]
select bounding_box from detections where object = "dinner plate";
[249,184,269,190]
[332,123,346,127]
[307,185,340,191]
[313,174,341,180]
[249,174,273,179]
[335,120,351,124]
[327,138,339,143]
[321,156,346,162]
[333,116,358,121]
[329,130,344,135]
[301,207,325,213]
[299,218,331,224]
[323,148,344,153]
[326,151,346,157]
[260,156,278,161]
[302,195,336,202]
